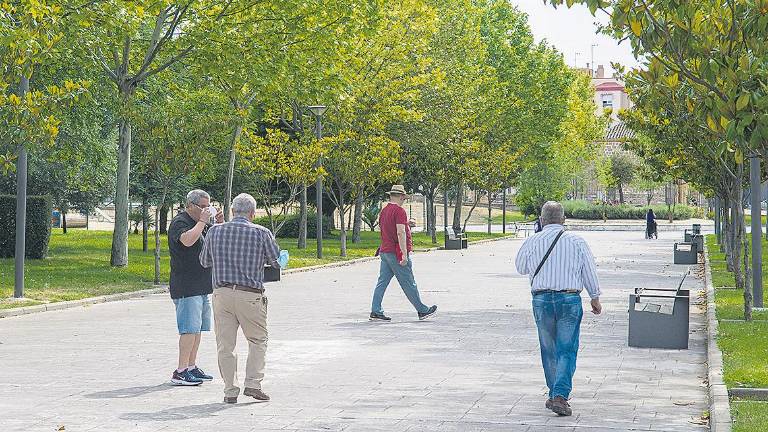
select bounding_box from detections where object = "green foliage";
[253,212,332,239]
[361,201,382,231]
[560,200,702,220]
[0,195,52,259]
[514,162,570,216]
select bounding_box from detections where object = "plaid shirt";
[199,217,280,289]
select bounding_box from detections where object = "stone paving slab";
[0,232,708,431]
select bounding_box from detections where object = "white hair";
[540,201,565,226]
[186,189,210,206]
[232,193,257,218]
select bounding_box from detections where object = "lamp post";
[308,105,327,259]
[14,76,30,299]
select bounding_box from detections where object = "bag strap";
[532,230,564,282]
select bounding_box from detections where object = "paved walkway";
[0,232,708,432]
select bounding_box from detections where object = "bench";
[444,227,468,250]
[628,270,690,349]
[674,242,698,264]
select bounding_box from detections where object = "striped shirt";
[514,224,601,299]
[199,217,280,289]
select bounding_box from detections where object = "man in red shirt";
[370,184,438,321]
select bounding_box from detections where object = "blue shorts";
[173,294,211,334]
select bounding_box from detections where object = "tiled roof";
[603,121,635,141]
[595,81,625,91]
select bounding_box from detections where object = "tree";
[323,131,402,257]
[547,0,768,320]
[80,1,241,267]
[131,76,226,284]
[237,128,324,236]
[608,151,637,204]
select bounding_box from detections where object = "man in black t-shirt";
[167,189,223,386]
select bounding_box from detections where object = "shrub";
[0,195,53,259]
[253,212,332,238]
[561,199,702,220]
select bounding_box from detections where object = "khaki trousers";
[212,287,268,398]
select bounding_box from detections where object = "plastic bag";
[278,250,289,269]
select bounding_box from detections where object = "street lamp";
[308,105,327,259]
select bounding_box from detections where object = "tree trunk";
[154,202,163,285]
[110,119,131,267]
[142,197,148,253]
[618,183,625,204]
[298,185,307,249]
[431,199,437,243]
[487,190,492,234]
[352,193,363,243]
[224,123,243,222]
[732,183,752,321]
[159,204,168,234]
[62,212,68,234]
[452,181,463,233]
[339,193,347,257]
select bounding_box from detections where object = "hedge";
[561,200,704,220]
[253,211,332,238]
[0,195,53,259]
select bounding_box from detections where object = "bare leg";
[178,333,197,370]
[188,333,202,367]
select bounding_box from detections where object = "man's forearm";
[398,232,408,258]
[180,222,206,246]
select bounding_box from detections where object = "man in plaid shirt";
[200,193,280,404]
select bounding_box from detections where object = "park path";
[0,232,708,432]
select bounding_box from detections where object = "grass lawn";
[731,401,768,432]
[744,214,767,226]
[489,210,534,224]
[0,229,507,309]
[706,235,768,431]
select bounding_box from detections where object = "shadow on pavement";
[85,384,176,399]
[120,401,258,421]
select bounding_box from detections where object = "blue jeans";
[371,253,430,314]
[532,292,583,400]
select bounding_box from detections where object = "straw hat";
[385,184,408,196]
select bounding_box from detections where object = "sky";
[509,0,641,75]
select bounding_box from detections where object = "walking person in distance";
[370,184,437,322]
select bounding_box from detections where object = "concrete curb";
[729,388,768,400]
[703,242,733,432]
[0,235,517,319]
[0,287,168,319]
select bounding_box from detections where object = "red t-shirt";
[379,203,412,260]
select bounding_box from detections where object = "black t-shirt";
[168,211,213,299]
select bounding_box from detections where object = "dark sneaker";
[170,369,203,386]
[550,396,572,416]
[188,367,213,381]
[545,398,553,410]
[418,305,438,320]
[223,396,238,404]
[369,312,391,321]
[243,387,270,401]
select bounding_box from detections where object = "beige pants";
[212,287,268,398]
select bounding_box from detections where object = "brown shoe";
[550,396,572,416]
[545,398,553,410]
[243,387,270,401]
[223,396,237,404]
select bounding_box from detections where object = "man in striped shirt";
[514,201,602,417]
